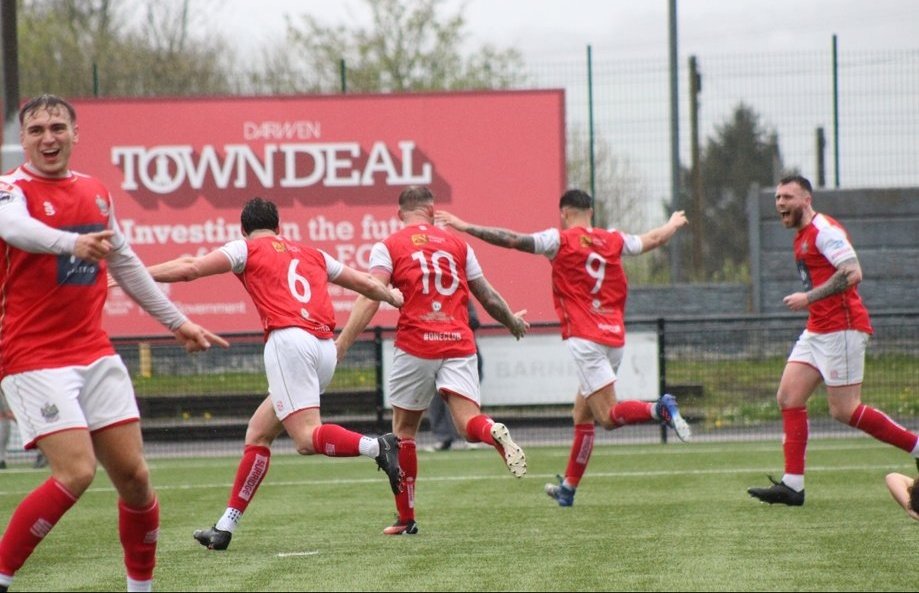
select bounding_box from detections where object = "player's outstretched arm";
[173,321,230,352]
[146,250,234,283]
[637,210,688,252]
[468,276,529,340]
[107,243,230,351]
[434,210,536,253]
[333,266,403,308]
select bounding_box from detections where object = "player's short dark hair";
[909,478,919,514]
[559,189,593,210]
[19,94,77,125]
[779,175,813,194]
[240,197,279,235]
[398,186,434,211]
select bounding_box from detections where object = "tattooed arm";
[782,257,862,311]
[434,210,536,253]
[468,276,529,339]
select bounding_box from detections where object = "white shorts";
[566,337,623,397]
[264,327,336,421]
[0,355,138,449]
[787,329,869,387]
[388,347,480,411]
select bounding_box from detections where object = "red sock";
[466,414,510,463]
[609,400,653,427]
[849,404,919,453]
[782,407,809,475]
[465,414,496,445]
[394,439,417,523]
[0,478,77,575]
[311,424,362,456]
[564,424,595,488]
[227,445,271,511]
[119,497,159,581]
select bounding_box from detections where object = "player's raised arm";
[435,210,536,253]
[636,210,688,252]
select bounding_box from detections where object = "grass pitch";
[0,438,914,591]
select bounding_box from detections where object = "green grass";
[1,438,916,591]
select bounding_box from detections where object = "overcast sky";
[214,0,919,60]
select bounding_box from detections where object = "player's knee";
[828,401,857,423]
[56,462,97,496]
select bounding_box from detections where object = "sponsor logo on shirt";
[411,233,428,246]
[597,323,622,335]
[423,331,462,342]
[43,201,56,216]
[272,241,287,253]
[579,235,593,247]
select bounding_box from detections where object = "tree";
[675,103,784,281]
[16,0,236,98]
[251,0,527,94]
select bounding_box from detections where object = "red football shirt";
[793,213,872,334]
[534,226,641,347]
[373,223,480,359]
[0,167,115,377]
[223,235,339,340]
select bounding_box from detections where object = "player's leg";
[382,349,438,535]
[825,331,919,457]
[440,354,527,478]
[195,395,283,550]
[0,430,92,590]
[545,393,595,507]
[266,329,399,480]
[93,422,158,593]
[843,388,919,455]
[384,407,424,535]
[0,370,97,590]
[747,360,820,505]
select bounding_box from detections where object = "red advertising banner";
[69,91,565,337]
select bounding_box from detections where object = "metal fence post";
[373,326,385,433]
[657,317,668,444]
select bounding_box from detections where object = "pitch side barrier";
[107,312,919,447]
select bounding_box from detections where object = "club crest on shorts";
[40,402,60,423]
